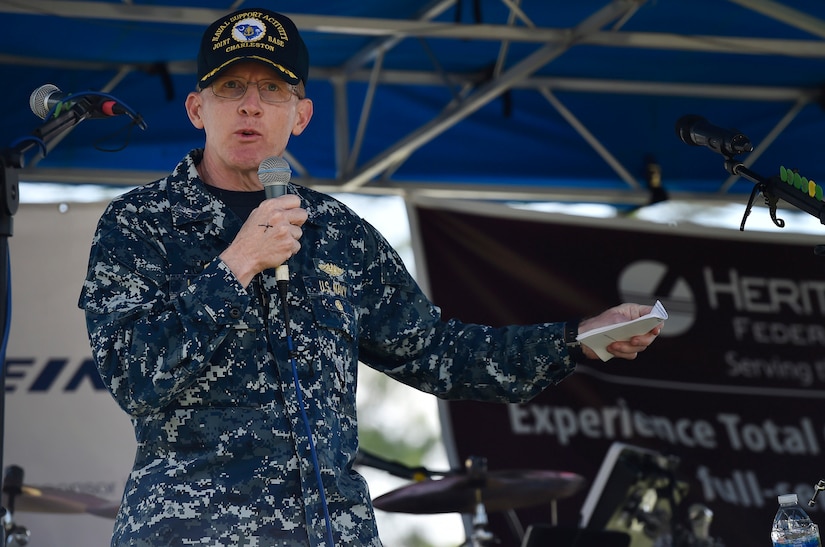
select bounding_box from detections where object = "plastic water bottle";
[772,493,822,546]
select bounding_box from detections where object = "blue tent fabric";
[1,1,825,205]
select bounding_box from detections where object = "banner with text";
[412,198,825,547]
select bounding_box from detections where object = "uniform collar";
[166,150,240,240]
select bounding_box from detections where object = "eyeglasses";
[209,76,302,104]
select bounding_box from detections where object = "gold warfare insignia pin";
[319,262,345,277]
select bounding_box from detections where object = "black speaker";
[521,525,630,547]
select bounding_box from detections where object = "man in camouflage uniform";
[78,8,662,547]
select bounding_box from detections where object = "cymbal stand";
[463,456,499,547]
[2,466,30,546]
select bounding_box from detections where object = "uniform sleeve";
[355,221,576,403]
[78,197,251,416]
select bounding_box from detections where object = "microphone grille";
[674,114,703,146]
[30,84,60,120]
[257,156,292,186]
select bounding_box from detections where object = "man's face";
[186,62,312,175]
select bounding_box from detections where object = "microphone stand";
[0,102,113,537]
[723,158,825,233]
[0,143,22,547]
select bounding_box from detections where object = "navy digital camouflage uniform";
[79,149,579,546]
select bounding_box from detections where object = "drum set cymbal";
[367,454,586,547]
[2,483,119,518]
[372,468,585,515]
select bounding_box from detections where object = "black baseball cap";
[197,8,309,88]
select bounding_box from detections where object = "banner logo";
[618,259,695,336]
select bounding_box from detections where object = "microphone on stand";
[30,84,130,120]
[257,156,293,283]
[27,84,147,135]
[675,114,752,157]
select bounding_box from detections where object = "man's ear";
[185,92,204,129]
[292,98,314,136]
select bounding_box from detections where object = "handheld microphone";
[675,114,753,157]
[257,156,293,283]
[29,84,128,120]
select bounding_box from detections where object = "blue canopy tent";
[1,0,824,209]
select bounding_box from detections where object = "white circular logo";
[232,18,266,43]
[618,260,695,337]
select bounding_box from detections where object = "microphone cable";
[265,271,335,546]
[256,156,333,545]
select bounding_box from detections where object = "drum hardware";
[354,449,439,482]
[808,479,825,507]
[1,465,121,546]
[3,466,30,547]
[1,509,29,547]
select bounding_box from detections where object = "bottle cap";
[778,494,799,505]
